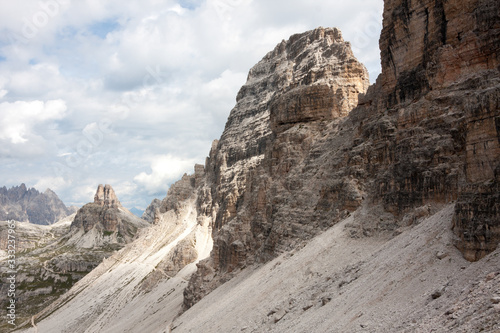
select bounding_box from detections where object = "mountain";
[16,0,500,331]
[18,172,212,332]
[142,198,161,223]
[129,207,145,218]
[0,184,149,331]
[69,184,149,248]
[0,184,76,225]
[185,0,500,308]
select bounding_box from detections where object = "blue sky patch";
[89,19,120,39]
[179,0,203,10]
[0,55,6,62]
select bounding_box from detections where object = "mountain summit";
[12,0,500,331]
[70,184,148,247]
[0,184,75,224]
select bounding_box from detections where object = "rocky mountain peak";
[11,0,500,330]
[93,184,120,208]
[182,0,499,310]
[0,184,74,224]
[71,184,147,247]
[183,26,372,309]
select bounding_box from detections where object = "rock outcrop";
[70,184,148,247]
[183,0,499,309]
[0,184,76,225]
[184,27,371,309]
[0,185,149,330]
[142,198,161,223]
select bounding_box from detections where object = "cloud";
[34,176,71,193]
[0,0,384,209]
[134,155,197,195]
[0,99,66,146]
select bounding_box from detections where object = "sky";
[0,0,384,211]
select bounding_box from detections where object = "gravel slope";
[173,204,500,333]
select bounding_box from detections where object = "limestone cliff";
[184,27,371,308]
[378,0,500,261]
[183,0,499,309]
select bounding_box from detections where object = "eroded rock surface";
[183,0,499,310]
[184,27,371,309]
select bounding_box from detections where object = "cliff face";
[184,0,499,309]
[378,0,500,261]
[70,184,148,246]
[184,27,371,308]
[0,184,75,225]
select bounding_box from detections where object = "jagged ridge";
[0,184,76,225]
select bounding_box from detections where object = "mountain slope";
[173,205,500,332]
[18,170,212,333]
[0,185,148,331]
[19,0,499,331]
[0,184,76,225]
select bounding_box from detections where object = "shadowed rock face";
[0,184,75,225]
[377,0,499,261]
[142,198,161,223]
[182,0,499,310]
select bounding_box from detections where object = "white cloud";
[34,176,71,193]
[134,155,197,195]
[0,99,66,144]
[0,0,384,208]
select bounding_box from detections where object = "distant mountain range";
[129,207,145,217]
[0,184,77,225]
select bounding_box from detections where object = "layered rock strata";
[183,0,499,309]
[378,0,500,261]
[184,27,370,308]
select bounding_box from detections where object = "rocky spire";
[94,184,120,208]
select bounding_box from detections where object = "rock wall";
[377,0,499,261]
[182,0,499,310]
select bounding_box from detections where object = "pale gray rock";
[0,184,74,225]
